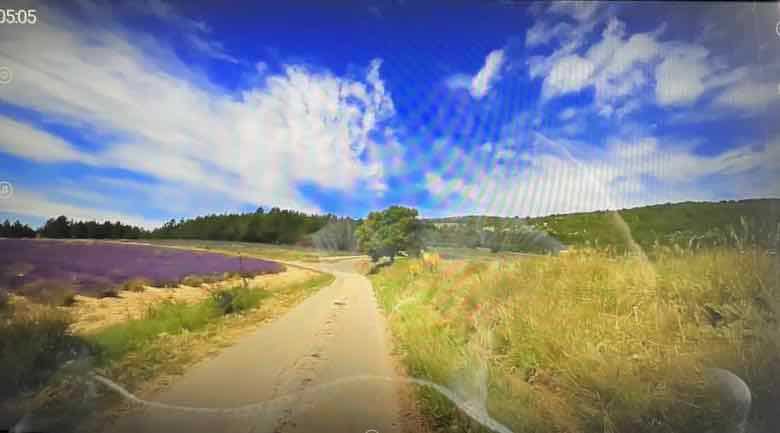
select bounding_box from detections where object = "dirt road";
[107,259,402,433]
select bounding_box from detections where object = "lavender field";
[0,239,284,297]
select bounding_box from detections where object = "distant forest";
[37,216,146,240]
[0,220,36,238]
[6,198,779,253]
[151,207,354,247]
[23,208,360,250]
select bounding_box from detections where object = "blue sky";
[0,1,779,229]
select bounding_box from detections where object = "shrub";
[21,280,78,307]
[122,277,151,292]
[0,306,87,402]
[97,288,120,299]
[211,286,270,315]
[0,289,9,311]
[181,275,208,287]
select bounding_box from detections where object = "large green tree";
[355,206,420,262]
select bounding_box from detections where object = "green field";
[135,239,361,262]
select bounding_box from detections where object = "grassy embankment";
[0,271,334,430]
[370,247,780,433]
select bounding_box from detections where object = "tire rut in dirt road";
[106,263,401,433]
[271,293,350,433]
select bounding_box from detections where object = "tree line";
[7,208,360,250]
[149,207,345,246]
[39,216,146,239]
[0,220,36,238]
[16,205,563,255]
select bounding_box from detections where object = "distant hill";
[424,199,780,251]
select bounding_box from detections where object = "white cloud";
[537,18,662,110]
[0,2,397,212]
[424,131,779,217]
[525,21,573,48]
[0,117,96,164]
[610,137,657,160]
[542,55,594,100]
[139,0,238,63]
[558,107,577,120]
[185,33,239,63]
[547,1,602,22]
[471,49,505,99]
[714,80,778,112]
[447,49,505,99]
[654,44,712,106]
[589,29,660,101]
[531,10,773,118]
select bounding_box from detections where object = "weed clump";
[20,280,78,307]
[0,289,9,311]
[0,306,88,402]
[211,286,270,315]
[122,277,151,292]
[97,288,120,299]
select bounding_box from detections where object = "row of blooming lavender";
[0,239,283,297]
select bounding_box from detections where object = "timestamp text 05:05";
[0,9,38,25]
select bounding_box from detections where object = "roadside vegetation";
[370,246,780,433]
[90,272,333,385]
[0,272,334,431]
[0,300,85,403]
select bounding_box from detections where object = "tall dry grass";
[371,247,780,433]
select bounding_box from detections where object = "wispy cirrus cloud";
[424,122,780,217]
[0,0,400,222]
[527,2,779,118]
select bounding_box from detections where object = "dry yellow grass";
[371,247,780,433]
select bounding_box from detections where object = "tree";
[70,221,88,238]
[41,216,70,238]
[1,219,35,238]
[311,218,358,251]
[355,206,420,262]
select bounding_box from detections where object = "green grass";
[90,272,333,364]
[90,285,270,362]
[371,247,780,433]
